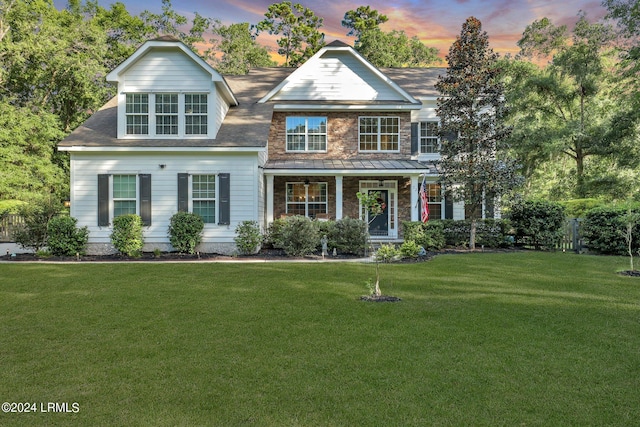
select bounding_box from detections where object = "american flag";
[419,178,430,223]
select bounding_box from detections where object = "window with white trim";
[124,93,208,137]
[113,175,137,217]
[359,117,399,152]
[126,94,149,135]
[286,117,327,151]
[192,174,216,223]
[185,94,208,135]
[426,183,443,220]
[419,121,439,154]
[286,182,327,218]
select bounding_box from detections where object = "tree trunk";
[470,216,477,250]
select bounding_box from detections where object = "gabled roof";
[258,41,422,107]
[106,37,237,106]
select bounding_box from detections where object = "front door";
[368,190,389,237]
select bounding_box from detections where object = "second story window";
[359,117,399,152]
[155,94,178,135]
[420,121,439,154]
[286,117,327,152]
[124,93,209,137]
[126,94,149,135]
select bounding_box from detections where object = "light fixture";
[159,164,166,169]
[378,180,384,187]
[63,200,71,208]
[304,179,310,188]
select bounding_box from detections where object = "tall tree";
[342,5,388,42]
[513,13,636,198]
[256,1,325,67]
[356,29,440,67]
[212,22,276,75]
[436,17,519,249]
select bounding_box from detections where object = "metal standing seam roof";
[264,159,438,174]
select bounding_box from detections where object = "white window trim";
[285,116,328,153]
[419,120,440,154]
[358,180,398,238]
[119,92,211,139]
[110,174,139,221]
[190,174,217,225]
[358,116,401,153]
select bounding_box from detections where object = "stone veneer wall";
[268,112,413,160]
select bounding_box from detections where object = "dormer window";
[124,93,209,137]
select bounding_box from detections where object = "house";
[58,37,491,255]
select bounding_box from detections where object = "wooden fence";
[0,214,23,242]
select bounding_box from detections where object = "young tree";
[436,17,519,249]
[212,22,275,75]
[256,1,325,67]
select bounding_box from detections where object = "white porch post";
[266,174,274,224]
[335,175,343,220]
[411,175,419,222]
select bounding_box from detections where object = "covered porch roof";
[263,159,438,176]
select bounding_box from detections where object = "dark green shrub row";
[439,219,513,249]
[265,216,369,256]
[507,200,565,250]
[402,221,445,251]
[582,205,640,255]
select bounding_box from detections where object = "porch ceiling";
[264,159,437,175]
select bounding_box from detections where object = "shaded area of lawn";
[1,252,639,426]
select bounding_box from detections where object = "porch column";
[266,174,274,225]
[411,175,419,222]
[335,175,343,220]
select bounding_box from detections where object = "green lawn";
[1,252,639,426]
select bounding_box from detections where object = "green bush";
[47,216,89,256]
[313,219,337,252]
[111,214,144,257]
[402,221,445,251]
[235,220,262,255]
[477,219,513,248]
[168,212,204,254]
[279,215,319,257]
[441,219,471,247]
[375,243,401,263]
[400,240,422,259]
[12,197,63,252]
[332,217,368,255]
[561,198,604,219]
[264,218,287,249]
[507,200,565,250]
[582,205,640,255]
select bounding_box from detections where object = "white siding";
[272,51,401,101]
[122,49,211,93]
[70,152,260,251]
[413,98,438,122]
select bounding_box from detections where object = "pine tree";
[436,17,519,249]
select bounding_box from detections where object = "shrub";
[332,217,368,255]
[582,205,640,255]
[441,219,470,247]
[168,212,204,254]
[47,216,89,256]
[508,200,565,250]
[400,240,421,259]
[12,196,63,252]
[402,221,445,251]
[313,219,337,252]
[264,218,287,249]
[235,220,262,255]
[111,214,144,257]
[279,215,318,257]
[375,243,401,263]
[561,198,604,219]
[477,219,513,248]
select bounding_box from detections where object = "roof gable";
[106,39,237,105]
[259,42,420,105]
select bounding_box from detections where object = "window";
[192,175,216,223]
[359,117,399,151]
[124,93,208,137]
[185,94,208,135]
[126,94,149,135]
[155,94,178,135]
[420,121,439,154]
[113,175,137,217]
[286,117,327,151]
[425,183,442,220]
[286,182,327,218]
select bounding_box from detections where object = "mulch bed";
[618,270,640,277]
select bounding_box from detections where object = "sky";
[55,0,610,60]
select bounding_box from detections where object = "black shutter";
[98,174,110,226]
[444,193,454,220]
[178,173,189,212]
[218,173,230,225]
[486,193,495,219]
[139,174,152,226]
[411,122,419,156]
